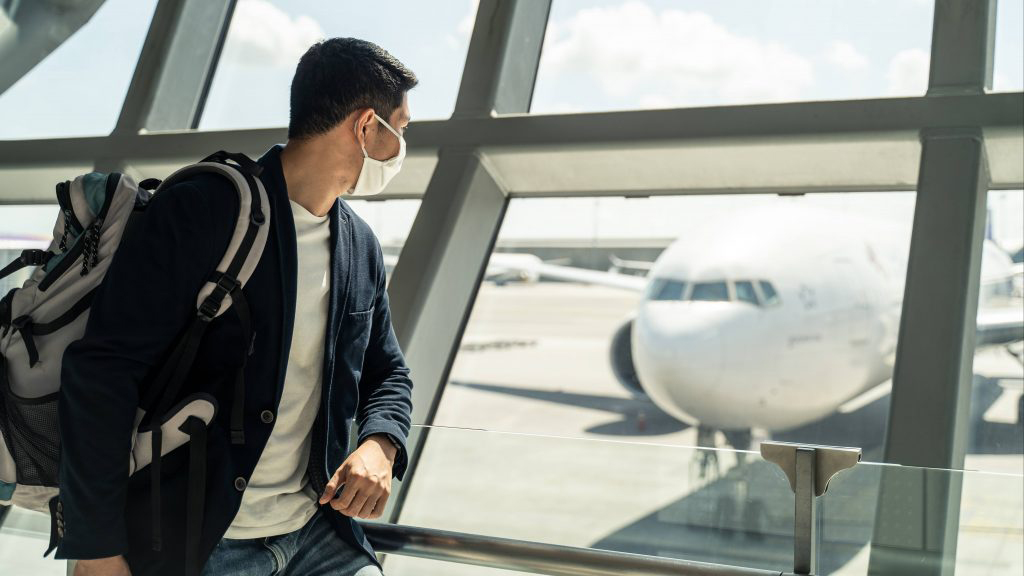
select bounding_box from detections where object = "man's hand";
[319,434,397,519]
[73,555,132,576]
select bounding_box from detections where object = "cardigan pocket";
[340,307,374,381]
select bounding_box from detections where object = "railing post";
[761,442,862,575]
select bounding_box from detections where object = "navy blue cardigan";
[55,144,413,574]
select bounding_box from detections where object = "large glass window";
[432,192,919,464]
[199,0,478,130]
[0,0,158,140]
[342,198,421,283]
[967,190,1023,475]
[0,205,57,295]
[993,0,1024,92]
[532,0,935,114]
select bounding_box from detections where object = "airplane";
[433,201,1024,452]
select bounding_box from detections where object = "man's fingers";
[332,477,361,511]
[358,496,379,518]
[319,466,348,504]
[344,490,371,517]
[374,488,390,517]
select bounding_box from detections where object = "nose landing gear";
[691,426,720,482]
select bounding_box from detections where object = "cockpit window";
[690,281,729,302]
[646,277,779,306]
[734,281,759,305]
[758,280,780,305]
[646,278,687,301]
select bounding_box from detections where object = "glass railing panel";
[390,425,1023,575]
[390,424,797,574]
[956,467,1024,574]
[817,461,1024,575]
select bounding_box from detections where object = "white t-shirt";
[225,198,331,538]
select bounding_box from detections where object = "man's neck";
[279,139,353,217]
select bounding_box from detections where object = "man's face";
[363,92,410,162]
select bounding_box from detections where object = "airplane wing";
[533,262,648,292]
[609,255,654,274]
[382,252,648,292]
[976,304,1024,346]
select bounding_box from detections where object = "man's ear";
[352,108,377,147]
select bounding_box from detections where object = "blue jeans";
[201,508,383,576]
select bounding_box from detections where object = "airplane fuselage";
[631,204,910,431]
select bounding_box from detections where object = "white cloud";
[886,49,930,95]
[993,71,1010,90]
[221,0,324,67]
[458,0,479,37]
[825,41,869,71]
[447,0,479,49]
[539,1,813,106]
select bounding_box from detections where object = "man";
[56,38,416,575]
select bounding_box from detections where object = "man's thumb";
[319,465,349,503]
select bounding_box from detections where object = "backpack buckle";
[197,274,240,321]
[213,274,240,295]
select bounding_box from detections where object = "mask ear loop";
[354,118,370,159]
[373,112,403,141]
[356,111,404,160]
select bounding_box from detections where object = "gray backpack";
[0,151,270,573]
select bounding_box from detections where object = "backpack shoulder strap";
[155,151,271,321]
[136,152,270,563]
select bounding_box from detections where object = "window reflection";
[734,280,759,305]
[758,280,781,305]
[645,278,686,301]
[690,281,729,302]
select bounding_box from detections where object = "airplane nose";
[632,302,729,424]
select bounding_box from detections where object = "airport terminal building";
[0,1,1022,575]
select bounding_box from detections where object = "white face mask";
[350,112,405,197]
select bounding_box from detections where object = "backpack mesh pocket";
[0,355,61,487]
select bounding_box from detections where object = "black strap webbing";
[200,151,263,177]
[31,287,97,336]
[209,274,251,446]
[11,316,39,367]
[10,288,96,368]
[0,249,53,281]
[141,316,209,417]
[147,317,208,552]
[180,415,207,576]
[150,426,163,552]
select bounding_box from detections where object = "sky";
[0,0,1021,250]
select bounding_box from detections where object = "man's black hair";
[288,38,418,140]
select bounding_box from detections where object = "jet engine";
[609,317,646,397]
